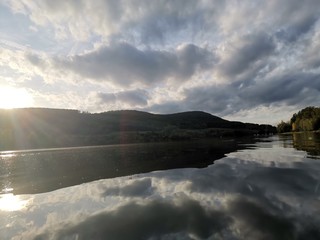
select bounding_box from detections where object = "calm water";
[0,138,251,195]
[0,133,319,239]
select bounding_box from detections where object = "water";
[0,139,249,195]
[0,133,319,239]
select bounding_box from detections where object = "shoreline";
[279,130,320,135]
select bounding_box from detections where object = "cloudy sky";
[1,0,320,124]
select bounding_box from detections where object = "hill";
[0,108,276,150]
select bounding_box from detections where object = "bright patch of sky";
[1,0,320,124]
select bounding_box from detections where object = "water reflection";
[0,152,16,158]
[292,132,320,158]
[279,132,320,159]
[0,135,319,239]
[0,193,28,211]
[0,138,252,194]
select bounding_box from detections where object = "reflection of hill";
[292,132,320,158]
[1,139,253,194]
[0,108,276,150]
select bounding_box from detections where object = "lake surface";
[0,133,319,239]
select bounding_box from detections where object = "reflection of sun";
[0,194,28,211]
[0,152,16,158]
[0,87,33,109]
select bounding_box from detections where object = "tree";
[289,106,320,131]
[277,121,291,133]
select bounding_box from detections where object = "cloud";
[7,0,319,44]
[3,0,320,122]
[3,0,221,43]
[271,0,320,42]
[96,89,150,107]
[239,72,320,105]
[275,15,318,43]
[218,33,276,80]
[147,70,320,119]
[52,42,215,86]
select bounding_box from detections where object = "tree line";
[0,108,276,150]
[277,106,320,133]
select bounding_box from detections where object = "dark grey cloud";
[20,0,223,44]
[300,39,320,70]
[239,72,320,106]
[146,84,240,116]
[53,42,215,86]
[219,33,276,79]
[25,52,43,66]
[269,0,320,43]
[97,89,150,107]
[147,71,320,117]
[124,0,223,44]
[275,15,318,43]
[18,0,319,45]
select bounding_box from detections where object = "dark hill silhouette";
[0,108,276,150]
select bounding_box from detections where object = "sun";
[0,87,33,109]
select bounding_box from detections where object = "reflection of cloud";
[24,194,320,240]
[0,194,29,211]
[228,196,295,240]
[32,198,230,240]
[245,167,318,197]
[228,195,320,240]
[102,178,154,197]
[4,138,320,239]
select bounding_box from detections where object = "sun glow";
[0,87,33,109]
[0,194,29,211]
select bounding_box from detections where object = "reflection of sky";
[1,137,320,239]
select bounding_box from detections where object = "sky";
[0,0,320,124]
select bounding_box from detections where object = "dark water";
[0,138,251,194]
[0,133,320,240]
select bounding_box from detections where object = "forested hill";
[0,108,276,150]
